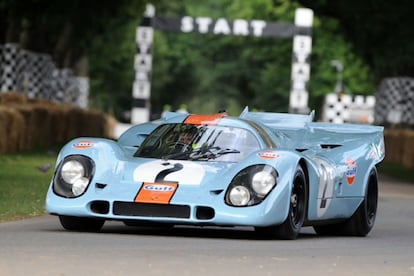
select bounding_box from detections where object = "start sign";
[131,4,313,124]
[180,16,267,37]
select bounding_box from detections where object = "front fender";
[245,150,303,225]
[55,138,130,185]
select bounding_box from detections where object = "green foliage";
[0,0,379,119]
[149,0,375,116]
[298,0,414,79]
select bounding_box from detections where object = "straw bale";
[0,92,27,105]
[12,104,34,150]
[0,106,25,153]
[0,107,9,152]
[0,96,117,152]
[30,104,53,147]
[65,107,85,140]
[384,129,403,164]
[401,129,414,169]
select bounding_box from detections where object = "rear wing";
[239,107,385,163]
[239,107,315,128]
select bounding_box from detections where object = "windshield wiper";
[162,145,240,161]
[189,146,240,161]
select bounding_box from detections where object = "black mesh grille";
[113,201,191,218]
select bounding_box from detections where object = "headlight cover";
[53,155,95,198]
[225,165,278,207]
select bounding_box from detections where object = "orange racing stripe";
[184,113,227,125]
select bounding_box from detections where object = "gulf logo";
[258,151,279,160]
[135,182,178,204]
[73,141,94,149]
[345,158,357,185]
[144,185,174,192]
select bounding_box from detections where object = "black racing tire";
[342,168,378,236]
[313,168,378,237]
[255,165,308,240]
[59,215,105,232]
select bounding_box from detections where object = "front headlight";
[53,155,94,198]
[61,160,85,184]
[228,186,251,206]
[252,170,276,197]
[225,165,278,207]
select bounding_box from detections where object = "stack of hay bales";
[0,92,116,153]
[0,93,27,152]
[381,129,414,170]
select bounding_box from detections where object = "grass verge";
[378,162,414,183]
[0,147,58,222]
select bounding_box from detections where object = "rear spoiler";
[239,106,315,128]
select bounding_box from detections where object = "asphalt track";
[1,174,414,276]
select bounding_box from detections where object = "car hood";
[131,159,237,189]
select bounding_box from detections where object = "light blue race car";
[46,108,385,239]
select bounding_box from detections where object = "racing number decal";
[133,160,206,185]
[319,162,334,209]
[135,162,183,204]
[313,158,335,218]
[155,163,183,182]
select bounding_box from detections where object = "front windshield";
[134,123,260,162]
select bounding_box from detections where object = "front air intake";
[113,202,190,218]
[90,201,110,214]
[196,206,215,220]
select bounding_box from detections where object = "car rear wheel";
[313,168,378,236]
[255,166,307,240]
[59,215,105,232]
[342,168,378,236]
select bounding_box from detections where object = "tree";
[2,0,398,119]
[297,0,414,80]
[148,0,374,116]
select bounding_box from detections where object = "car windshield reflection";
[134,123,260,162]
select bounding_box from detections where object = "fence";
[0,43,88,108]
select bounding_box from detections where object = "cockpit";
[134,123,261,162]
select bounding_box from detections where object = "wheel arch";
[362,164,379,199]
[298,158,310,219]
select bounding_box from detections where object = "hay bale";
[0,92,27,105]
[30,104,52,147]
[0,95,117,151]
[65,107,84,140]
[0,106,25,153]
[384,129,403,164]
[103,114,117,138]
[0,107,8,152]
[12,104,35,150]
[401,129,414,169]
[79,109,116,138]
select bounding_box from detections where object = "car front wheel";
[255,165,307,240]
[59,215,105,232]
